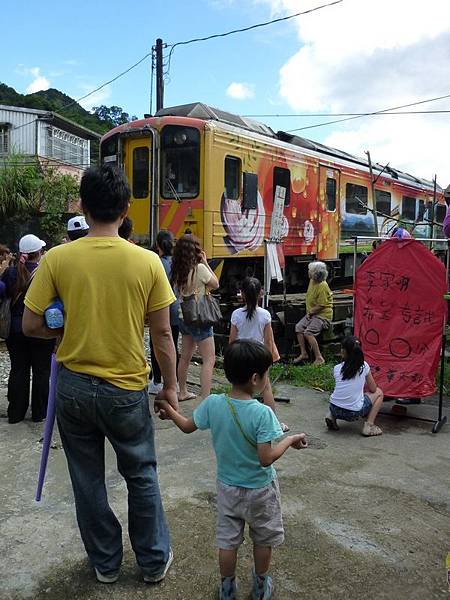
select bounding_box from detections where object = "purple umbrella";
[35,353,58,502]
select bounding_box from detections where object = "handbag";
[0,296,12,339]
[181,291,222,328]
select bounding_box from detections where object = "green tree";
[93,105,138,128]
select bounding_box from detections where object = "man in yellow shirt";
[23,165,178,585]
[293,261,333,366]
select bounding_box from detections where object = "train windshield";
[161,126,200,199]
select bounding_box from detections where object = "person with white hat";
[0,233,53,423]
[67,215,89,241]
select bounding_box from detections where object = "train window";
[345,183,368,214]
[161,126,200,199]
[242,172,258,210]
[100,134,118,164]
[375,190,391,216]
[225,156,241,200]
[435,204,446,223]
[417,199,426,221]
[273,167,290,207]
[132,146,149,199]
[402,196,416,220]
[326,178,337,211]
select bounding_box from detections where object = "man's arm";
[257,434,307,467]
[22,307,61,339]
[147,306,179,412]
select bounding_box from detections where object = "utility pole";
[366,150,379,237]
[430,174,437,249]
[156,38,164,112]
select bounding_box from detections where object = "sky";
[2,0,450,184]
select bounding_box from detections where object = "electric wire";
[243,110,450,117]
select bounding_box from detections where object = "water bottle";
[45,299,64,329]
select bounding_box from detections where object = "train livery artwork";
[100,103,445,293]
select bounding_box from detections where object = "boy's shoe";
[94,567,119,584]
[143,548,173,583]
[252,572,273,600]
[219,575,237,599]
[149,380,163,395]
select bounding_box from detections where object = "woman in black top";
[1,234,54,423]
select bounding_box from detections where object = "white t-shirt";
[231,306,271,344]
[330,361,370,411]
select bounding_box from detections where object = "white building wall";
[0,107,38,155]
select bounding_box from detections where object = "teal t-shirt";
[193,393,283,489]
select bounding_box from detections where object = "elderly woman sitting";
[293,261,333,366]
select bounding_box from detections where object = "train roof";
[156,102,442,193]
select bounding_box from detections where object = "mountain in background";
[0,82,138,145]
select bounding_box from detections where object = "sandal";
[178,393,197,402]
[325,415,339,431]
[280,422,290,433]
[293,356,308,365]
[361,422,382,436]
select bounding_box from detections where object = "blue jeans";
[56,366,170,575]
[329,394,372,421]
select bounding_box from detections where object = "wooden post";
[156,38,164,112]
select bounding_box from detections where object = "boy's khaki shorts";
[216,479,284,550]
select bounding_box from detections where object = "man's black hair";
[224,339,272,386]
[67,229,89,241]
[118,216,133,240]
[80,165,130,223]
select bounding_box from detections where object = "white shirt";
[330,361,370,411]
[231,306,271,344]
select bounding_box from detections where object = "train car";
[100,103,445,293]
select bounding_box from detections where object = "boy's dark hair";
[241,277,262,320]
[341,335,365,380]
[67,229,89,241]
[80,165,130,223]
[118,216,133,240]
[224,339,272,385]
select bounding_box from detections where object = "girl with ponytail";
[326,336,384,436]
[229,277,289,432]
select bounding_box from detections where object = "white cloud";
[226,82,255,100]
[76,84,112,110]
[261,0,450,183]
[22,66,50,93]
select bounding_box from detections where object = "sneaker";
[361,421,382,437]
[94,567,119,584]
[252,572,273,600]
[149,380,163,395]
[219,575,237,599]
[143,548,174,583]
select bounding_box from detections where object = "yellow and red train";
[100,102,445,292]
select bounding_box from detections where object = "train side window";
[345,183,368,214]
[375,190,391,216]
[224,156,241,200]
[435,204,446,224]
[242,172,258,210]
[402,196,416,220]
[326,178,337,211]
[132,146,149,199]
[417,199,425,221]
[273,167,290,207]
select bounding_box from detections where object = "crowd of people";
[0,165,386,600]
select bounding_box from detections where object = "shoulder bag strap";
[225,396,257,449]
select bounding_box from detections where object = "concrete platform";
[0,374,449,600]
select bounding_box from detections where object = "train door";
[318,165,340,260]
[124,136,156,244]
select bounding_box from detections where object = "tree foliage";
[93,105,138,128]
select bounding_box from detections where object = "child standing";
[156,339,307,600]
[229,277,289,432]
[326,336,384,436]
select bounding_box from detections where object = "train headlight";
[174,131,188,145]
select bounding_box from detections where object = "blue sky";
[1,0,305,136]
[2,0,450,182]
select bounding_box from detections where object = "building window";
[402,196,416,220]
[435,204,446,224]
[46,127,89,166]
[0,125,9,154]
[326,177,337,211]
[224,156,241,200]
[132,147,150,199]
[345,183,368,214]
[375,190,391,216]
[273,167,290,206]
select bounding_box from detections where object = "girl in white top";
[326,336,384,436]
[229,277,289,432]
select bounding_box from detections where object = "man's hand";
[291,433,308,449]
[154,387,178,419]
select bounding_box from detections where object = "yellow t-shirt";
[306,280,333,321]
[24,237,175,390]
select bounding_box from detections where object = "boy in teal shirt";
[156,339,307,600]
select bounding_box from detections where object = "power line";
[243,110,450,117]
[164,0,343,77]
[286,93,450,132]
